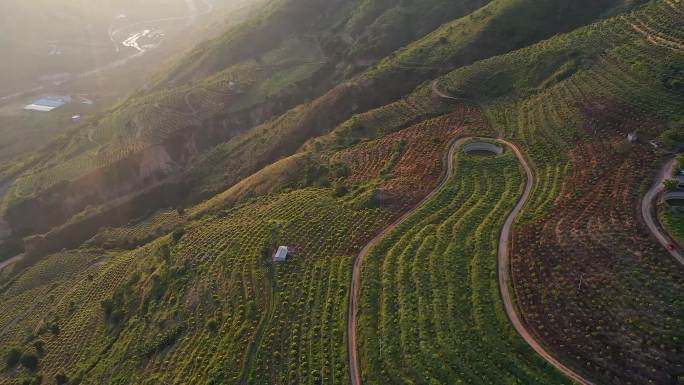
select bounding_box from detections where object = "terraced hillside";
[0,189,389,385]
[358,1,684,383]
[0,0,682,385]
[437,2,684,383]
[357,145,575,384]
[0,103,487,384]
[0,0,630,247]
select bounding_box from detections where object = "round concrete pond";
[664,191,684,207]
[463,141,504,156]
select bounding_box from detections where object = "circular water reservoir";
[463,141,504,156]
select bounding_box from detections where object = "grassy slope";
[157,0,493,87]
[660,206,684,245]
[1,0,496,233]
[182,0,628,201]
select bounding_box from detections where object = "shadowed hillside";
[2,0,631,251]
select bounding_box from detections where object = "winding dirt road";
[641,157,684,265]
[347,136,466,385]
[431,80,475,104]
[497,140,595,385]
[349,81,597,385]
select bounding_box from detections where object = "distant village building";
[24,96,70,112]
[273,246,289,262]
[628,132,638,143]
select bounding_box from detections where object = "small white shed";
[273,246,289,262]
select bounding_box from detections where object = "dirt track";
[0,254,23,271]
[348,82,597,385]
[497,140,596,385]
[347,136,466,385]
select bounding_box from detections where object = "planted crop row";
[433,2,684,383]
[0,186,393,385]
[333,107,492,211]
[87,209,186,249]
[358,150,572,384]
[512,139,684,385]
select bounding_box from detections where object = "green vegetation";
[0,0,632,240]
[4,347,22,368]
[87,209,186,250]
[432,2,684,384]
[0,187,392,384]
[380,139,407,175]
[1,0,683,384]
[657,119,684,150]
[0,103,97,166]
[660,205,684,245]
[18,353,37,372]
[437,0,684,222]
[359,149,570,384]
[298,1,684,383]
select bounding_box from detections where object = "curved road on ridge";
[641,157,684,265]
[348,81,597,385]
[431,80,475,104]
[496,140,595,385]
[347,136,466,385]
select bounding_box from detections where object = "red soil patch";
[511,100,684,384]
[333,105,492,211]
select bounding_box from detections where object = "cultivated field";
[0,104,490,383]
[357,146,574,384]
[436,1,684,383]
[0,1,683,385]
